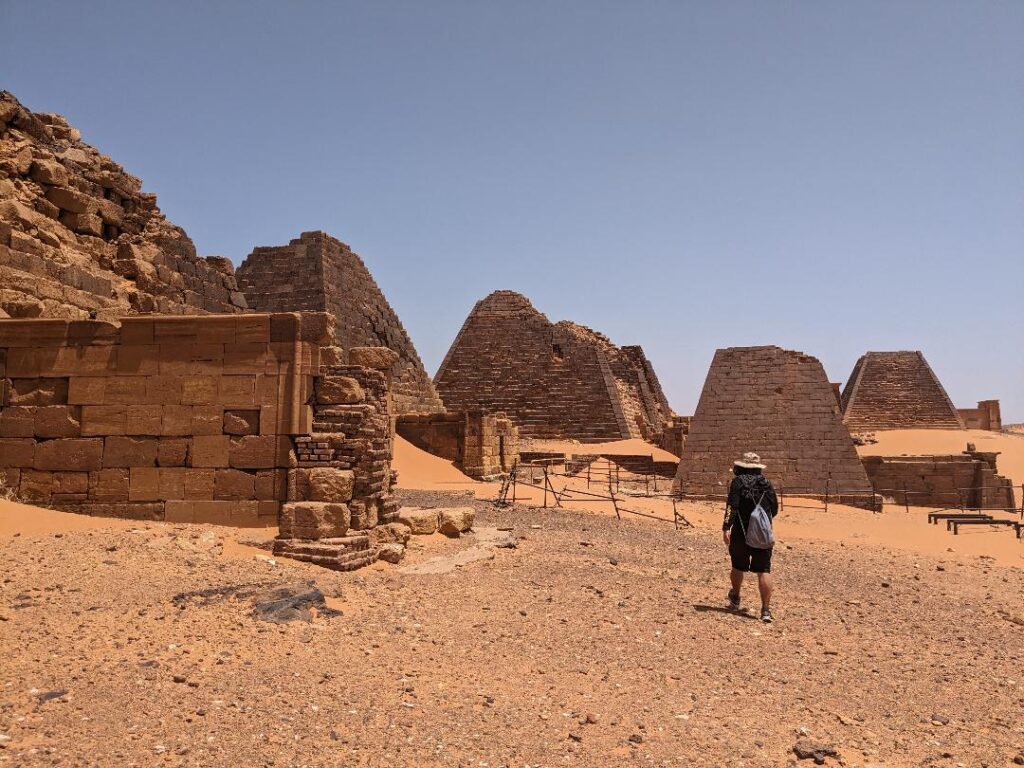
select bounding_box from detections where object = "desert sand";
[2,431,1023,766]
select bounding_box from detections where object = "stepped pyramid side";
[0,91,247,320]
[434,290,673,441]
[236,231,444,416]
[674,346,871,499]
[841,351,964,431]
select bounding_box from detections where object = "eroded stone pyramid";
[434,290,674,441]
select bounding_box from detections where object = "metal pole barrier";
[903,482,909,513]
[824,478,830,514]
[543,465,548,508]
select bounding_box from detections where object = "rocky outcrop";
[0,91,247,320]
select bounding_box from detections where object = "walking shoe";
[760,607,773,623]
[727,590,741,611]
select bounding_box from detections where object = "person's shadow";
[692,604,759,620]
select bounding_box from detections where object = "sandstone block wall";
[0,91,246,320]
[861,448,1016,510]
[841,351,964,431]
[0,313,332,524]
[434,291,674,441]
[236,231,444,416]
[396,411,520,480]
[957,400,1002,432]
[674,346,872,504]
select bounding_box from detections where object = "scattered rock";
[377,543,406,564]
[930,713,949,726]
[793,739,839,764]
[437,507,475,537]
[36,689,67,704]
[251,583,340,624]
[398,507,439,535]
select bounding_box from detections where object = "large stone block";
[289,467,354,503]
[88,469,129,501]
[33,438,102,471]
[348,346,400,371]
[103,435,158,467]
[215,468,255,500]
[33,405,81,438]
[437,507,475,537]
[191,435,230,467]
[397,506,438,535]
[279,501,350,539]
[317,376,365,404]
[229,435,291,469]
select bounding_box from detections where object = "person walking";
[722,452,778,622]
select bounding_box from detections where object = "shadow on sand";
[692,604,759,620]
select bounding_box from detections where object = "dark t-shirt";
[723,472,778,532]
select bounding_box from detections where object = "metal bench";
[949,518,1018,535]
[927,512,992,525]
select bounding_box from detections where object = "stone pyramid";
[434,290,673,441]
[841,351,963,431]
[236,231,444,416]
[673,345,872,501]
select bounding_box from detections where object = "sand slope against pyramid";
[434,291,674,441]
[674,346,871,500]
[841,351,964,432]
[236,231,444,416]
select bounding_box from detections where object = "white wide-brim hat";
[734,452,766,470]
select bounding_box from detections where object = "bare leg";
[730,568,744,598]
[757,572,774,610]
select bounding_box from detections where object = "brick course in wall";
[0,91,246,320]
[235,231,444,417]
[434,291,674,442]
[673,346,873,504]
[841,351,964,432]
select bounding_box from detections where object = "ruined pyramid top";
[0,91,247,320]
[841,351,964,431]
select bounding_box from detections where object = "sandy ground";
[2,494,1024,767]
[857,428,1024,490]
[2,431,1023,766]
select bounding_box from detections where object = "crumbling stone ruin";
[396,411,520,479]
[674,346,873,504]
[958,400,1002,432]
[862,444,1016,510]
[0,91,247,320]
[657,415,691,458]
[434,291,674,441]
[236,231,444,416]
[841,351,964,431]
[0,312,399,570]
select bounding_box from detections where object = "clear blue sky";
[4,1,1022,421]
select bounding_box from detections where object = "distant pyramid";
[841,351,963,431]
[236,231,444,416]
[674,346,872,502]
[434,291,674,441]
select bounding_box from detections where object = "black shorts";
[729,531,773,573]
